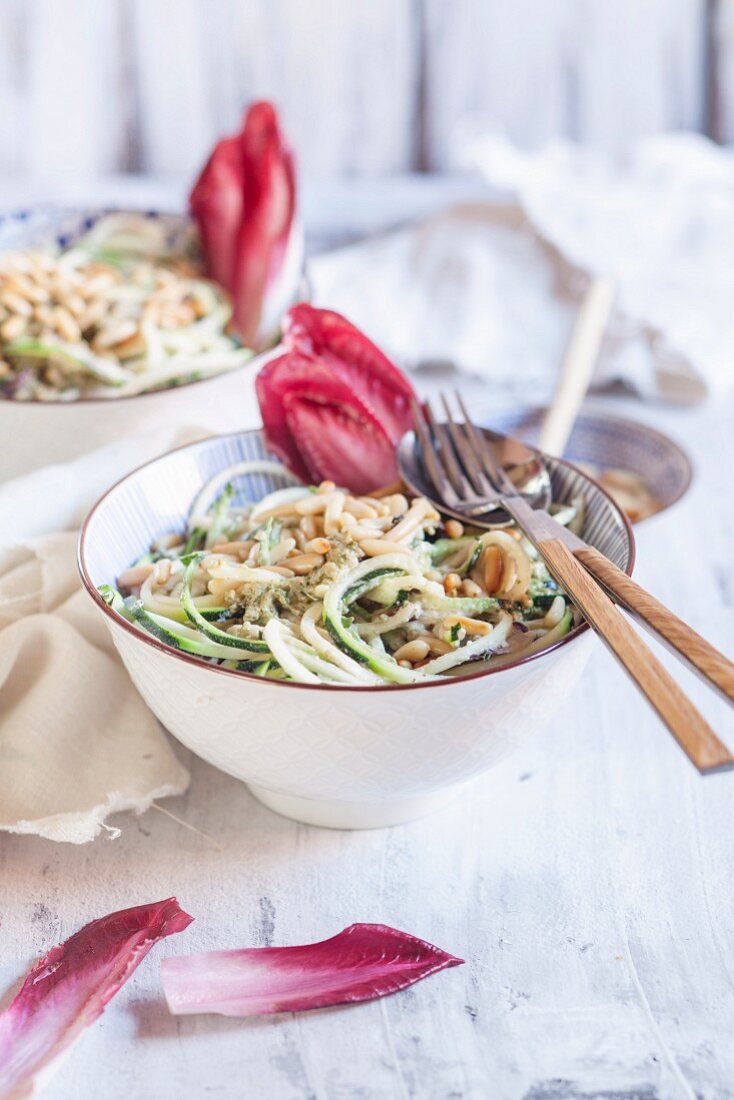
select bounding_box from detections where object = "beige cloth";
[312,134,734,405]
[0,427,210,843]
[0,533,189,843]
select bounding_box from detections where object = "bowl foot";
[247,783,466,830]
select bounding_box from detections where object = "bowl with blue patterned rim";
[0,207,304,482]
[488,405,692,523]
[78,427,634,830]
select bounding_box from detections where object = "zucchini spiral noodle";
[101,462,586,685]
[0,214,251,401]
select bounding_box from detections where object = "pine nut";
[34,304,56,327]
[360,539,412,557]
[393,639,430,663]
[389,499,438,542]
[12,274,48,304]
[351,523,387,539]
[207,577,240,597]
[117,563,154,588]
[324,491,346,534]
[94,320,137,349]
[445,519,464,539]
[154,559,172,585]
[386,493,409,516]
[78,298,108,331]
[267,565,296,577]
[443,572,461,595]
[269,537,297,563]
[427,635,455,655]
[460,579,484,597]
[286,553,324,574]
[317,480,336,493]
[0,314,27,341]
[114,330,144,360]
[346,497,379,519]
[81,272,116,297]
[295,493,332,516]
[210,541,254,559]
[482,546,504,594]
[300,515,318,540]
[444,614,493,636]
[51,306,81,343]
[64,292,87,319]
[304,537,331,555]
[1,290,32,316]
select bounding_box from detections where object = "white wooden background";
[1,0,734,186]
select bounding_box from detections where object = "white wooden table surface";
[2,179,734,1100]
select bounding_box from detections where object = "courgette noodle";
[104,462,582,685]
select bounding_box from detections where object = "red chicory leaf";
[0,898,192,1100]
[161,923,463,1018]
[257,352,404,490]
[231,101,299,347]
[190,101,301,348]
[256,304,418,492]
[284,305,416,444]
[189,134,244,291]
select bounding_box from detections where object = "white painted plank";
[712,0,734,141]
[0,0,723,182]
[131,0,417,182]
[20,0,126,182]
[0,1,27,177]
[423,0,707,168]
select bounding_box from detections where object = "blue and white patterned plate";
[489,406,692,519]
[0,206,193,255]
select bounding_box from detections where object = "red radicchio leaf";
[189,134,243,291]
[256,305,418,493]
[0,898,192,1100]
[189,101,300,348]
[161,923,463,1018]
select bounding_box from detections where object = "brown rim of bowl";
[494,405,694,521]
[0,206,307,407]
[77,429,636,694]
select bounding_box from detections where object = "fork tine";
[410,398,458,506]
[454,389,515,496]
[424,398,470,499]
[439,392,496,497]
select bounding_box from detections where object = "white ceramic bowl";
[78,430,634,830]
[0,207,295,482]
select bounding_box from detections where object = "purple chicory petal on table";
[0,898,193,1100]
[161,922,463,1018]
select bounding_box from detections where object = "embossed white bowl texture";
[78,429,634,829]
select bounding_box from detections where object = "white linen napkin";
[310,133,734,404]
[0,426,208,843]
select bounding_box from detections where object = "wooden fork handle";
[575,546,734,708]
[539,538,734,774]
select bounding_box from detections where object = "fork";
[411,393,734,774]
